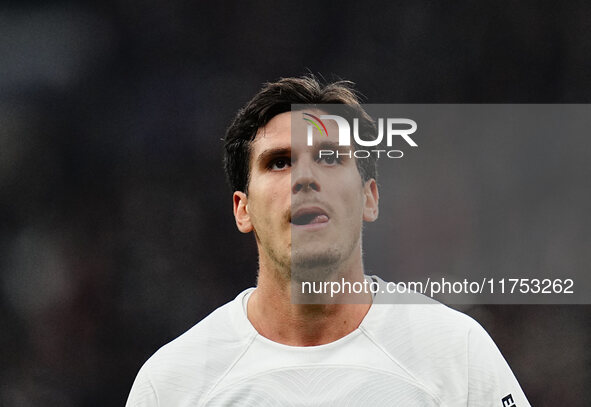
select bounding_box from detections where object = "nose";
[291,163,320,194]
[292,178,320,193]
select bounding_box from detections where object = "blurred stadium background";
[0,1,589,405]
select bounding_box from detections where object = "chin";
[290,250,342,283]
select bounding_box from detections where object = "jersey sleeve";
[125,367,159,407]
[467,322,531,407]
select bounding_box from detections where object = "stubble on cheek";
[251,207,292,277]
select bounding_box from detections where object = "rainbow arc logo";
[302,112,329,137]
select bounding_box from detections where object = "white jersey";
[126,276,530,406]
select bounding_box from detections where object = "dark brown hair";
[223,75,377,193]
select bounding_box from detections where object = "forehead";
[252,111,292,151]
[251,110,340,154]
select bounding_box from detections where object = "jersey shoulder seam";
[197,331,258,407]
[359,325,443,405]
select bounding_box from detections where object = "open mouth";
[291,207,329,226]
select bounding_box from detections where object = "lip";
[290,206,330,230]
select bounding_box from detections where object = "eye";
[317,155,341,166]
[269,157,291,170]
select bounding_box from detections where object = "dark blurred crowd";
[0,1,589,405]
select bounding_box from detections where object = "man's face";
[232,110,378,281]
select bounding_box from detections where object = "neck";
[247,250,372,346]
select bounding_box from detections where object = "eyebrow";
[255,141,353,165]
[255,147,291,166]
[314,141,354,156]
[316,140,342,151]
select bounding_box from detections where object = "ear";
[362,179,379,222]
[233,191,253,233]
